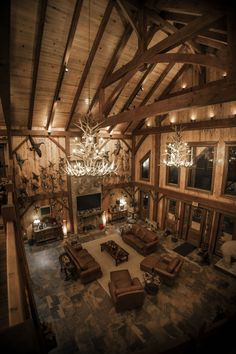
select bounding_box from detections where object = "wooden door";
[183,204,212,247]
[139,191,150,221]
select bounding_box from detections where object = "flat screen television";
[77,193,101,211]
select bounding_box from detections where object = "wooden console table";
[33,224,63,244]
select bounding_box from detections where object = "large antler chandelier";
[162,126,193,168]
[63,114,117,177]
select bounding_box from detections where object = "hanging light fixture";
[63,114,117,177]
[162,126,193,168]
[62,0,117,178]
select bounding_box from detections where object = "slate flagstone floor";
[25,225,236,354]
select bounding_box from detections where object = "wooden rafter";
[134,135,147,155]
[28,0,48,130]
[140,53,227,70]
[66,0,114,131]
[116,0,140,40]
[158,64,190,100]
[88,24,133,113]
[48,136,66,155]
[104,24,158,126]
[125,63,189,133]
[134,117,236,136]
[46,0,83,130]
[0,1,11,153]
[104,10,224,87]
[102,79,236,127]
[123,61,176,134]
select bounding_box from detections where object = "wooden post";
[152,134,160,221]
[65,136,74,233]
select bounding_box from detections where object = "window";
[166,166,179,186]
[140,152,150,180]
[187,145,215,192]
[223,145,236,196]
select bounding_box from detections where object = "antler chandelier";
[162,126,193,168]
[63,114,117,177]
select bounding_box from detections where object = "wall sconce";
[62,219,68,238]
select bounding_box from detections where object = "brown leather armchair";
[108,269,145,312]
[140,253,183,286]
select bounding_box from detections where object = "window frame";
[185,142,217,194]
[221,142,236,199]
[140,151,151,181]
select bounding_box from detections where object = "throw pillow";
[166,258,180,273]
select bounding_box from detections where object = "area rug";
[84,232,145,295]
[173,242,196,257]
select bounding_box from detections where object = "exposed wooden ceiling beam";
[102,78,236,127]
[134,117,236,136]
[66,0,114,131]
[151,0,226,16]
[105,10,224,87]
[104,24,158,118]
[116,0,140,39]
[88,24,133,113]
[0,0,11,153]
[28,0,48,130]
[158,64,190,100]
[123,61,176,134]
[160,11,227,34]
[45,0,83,131]
[125,62,189,133]
[195,37,227,51]
[144,53,227,70]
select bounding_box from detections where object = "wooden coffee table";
[100,240,129,266]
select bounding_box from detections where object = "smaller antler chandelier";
[63,114,117,177]
[162,126,193,168]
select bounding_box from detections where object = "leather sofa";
[121,223,158,255]
[140,253,183,286]
[108,269,145,312]
[64,241,102,284]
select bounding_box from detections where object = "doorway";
[139,191,150,221]
[181,203,212,247]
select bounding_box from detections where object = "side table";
[143,272,161,295]
[59,252,78,281]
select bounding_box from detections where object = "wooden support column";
[131,136,135,181]
[65,136,74,233]
[153,134,160,221]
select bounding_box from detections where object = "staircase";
[0,216,8,329]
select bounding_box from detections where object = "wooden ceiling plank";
[27,0,48,130]
[134,117,236,136]
[102,78,236,127]
[66,0,114,131]
[46,0,83,131]
[104,10,225,87]
[0,1,12,155]
[88,24,133,113]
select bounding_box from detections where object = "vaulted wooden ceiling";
[0,0,235,137]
